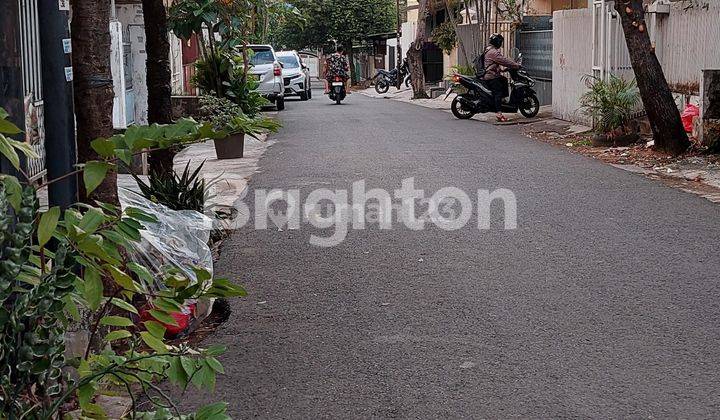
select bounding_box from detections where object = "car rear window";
[250,48,275,65]
[277,55,300,69]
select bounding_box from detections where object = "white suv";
[276,50,312,101]
[247,44,285,111]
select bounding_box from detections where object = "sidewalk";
[361,85,720,204]
[358,86,553,124]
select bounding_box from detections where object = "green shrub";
[133,161,211,212]
[580,75,641,134]
[0,109,240,419]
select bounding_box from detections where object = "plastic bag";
[118,188,213,287]
[681,103,699,133]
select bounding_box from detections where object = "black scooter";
[328,75,347,104]
[448,54,540,120]
[373,59,411,94]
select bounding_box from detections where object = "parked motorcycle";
[374,59,411,94]
[328,76,347,104]
[448,52,540,120]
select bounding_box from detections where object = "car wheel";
[276,96,285,111]
[307,86,312,99]
[300,90,309,101]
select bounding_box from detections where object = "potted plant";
[198,95,280,159]
[580,75,642,147]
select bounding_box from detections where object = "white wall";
[115,4,186,125]
[110,21,127,129]
[552,2,720,125]
[552,8,593,124]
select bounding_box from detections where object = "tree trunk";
[408,0,429,99]
[142,0,175,174]
[71,0,118,204]
[615,0,689,156]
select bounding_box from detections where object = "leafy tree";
[270,0,396,79]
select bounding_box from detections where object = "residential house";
[111,0,187,129]
[552,0,720,127]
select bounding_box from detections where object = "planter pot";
[213,133,245,159]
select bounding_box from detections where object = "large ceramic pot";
[213,132,245,159]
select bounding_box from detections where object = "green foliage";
[193,49,269,115]
[193,52,234,98]
[580,75,641,134]
[133,161,210,212]
[0,107,249,418]
[0,109,39,171]
[269,0,396,51]
[431,21,458,55]
[198,95,281,138]
[0,185,75,418]
[448,64,475,77]
[199,95,244,129]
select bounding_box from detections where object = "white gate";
[591,0,634,81]
[18,0,47,182]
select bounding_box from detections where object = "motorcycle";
[328,75,347,104]
[373,59,411,94]
[447,52,540,120]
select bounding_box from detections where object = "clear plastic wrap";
[118,188,214,288]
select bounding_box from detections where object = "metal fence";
[456,21,516,67]
[517,29,553,105]
[18,0,46,182]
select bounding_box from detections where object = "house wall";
[110,21,128,129]
[115,3,186,126]
[655,1,720,95]
[552,1,720,125]
[552,8,593,124]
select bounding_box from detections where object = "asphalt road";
[181,90,720,418]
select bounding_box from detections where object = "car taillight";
[273,64,282,76]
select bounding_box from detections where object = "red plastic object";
[681,104,699,133]
[139,302,196,337]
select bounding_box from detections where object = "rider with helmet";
[324,45,350,94]
[482,33,521,122]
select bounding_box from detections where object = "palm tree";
[142,0,175,172]
[71,0,118,204]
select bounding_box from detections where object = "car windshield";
[277,55,300,69]
[250,49,275,65]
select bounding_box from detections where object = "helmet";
[489,33,504,48]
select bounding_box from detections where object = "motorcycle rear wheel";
[404,75,411,88]
[375,80,390,94]
[451,97,475,120]
[519,94,540,118]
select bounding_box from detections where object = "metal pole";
[38,0,77,208]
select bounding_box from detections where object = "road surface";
[180,90,720,418]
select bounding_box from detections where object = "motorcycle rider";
[482,34,521,122]
[324,45,350,94]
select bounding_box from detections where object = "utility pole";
[396,0,403,88]
[39,0,77,208]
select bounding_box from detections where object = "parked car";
[276,50,312,101]
[247,44,285,111]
